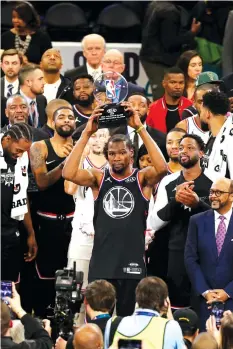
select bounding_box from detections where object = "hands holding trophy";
[93,71,129,128]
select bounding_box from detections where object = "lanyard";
[135,311,158,317]
[94,314,111,320]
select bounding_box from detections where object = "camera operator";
[55,280,116,349]
[1,283,53,349]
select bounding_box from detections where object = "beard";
[200,120,209,132]
[210,199,227,210]
[55,125,74,138]
[112,164,126,174]
[75,94,94,107]
[178,155,199,169]
[44,67,60,74]
[140,113,147,124]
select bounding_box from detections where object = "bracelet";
[136,125,144,133]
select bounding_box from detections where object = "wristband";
[136,125,144,134]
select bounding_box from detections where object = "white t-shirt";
[43,78,61,103]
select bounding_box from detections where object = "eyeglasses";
[209,189,231,197]
[103,60,122,66]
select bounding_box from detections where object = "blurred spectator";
[181,71,222,121]
[206,310,233,349]
[29,107,76,317]
[200,91,233,180]
[19,65,47,127]
[185,177,233,331]
[222,73,233,112]
[101,49,145,97]
[73,324,103,349]
[1,123,37,283]
[140,1,201,100]
[1,283,52,349]
[192,333,218,349]
[40,49,73,104]
[127,93,167,163]
[64,34,106,81]
[2,94,48,141]
[72,74,95,127]
[176,50,203,101]
[146,67,193,134]
[1,96,8,128]
[104,277,184,349]
[222,10,233,76]
[192,1,233,77]
[173,308,199,349]
[149,134,212,308]
[1,49,22,98]
[42,99,72,138]
[1,1,52,65]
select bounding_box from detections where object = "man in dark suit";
[185,177,233,331]
[18,65,47,127]
[40,48,73,104]
[102,49,145,98]
[1,49,22,98]
[64,34,106,81]
[1,94,48,141]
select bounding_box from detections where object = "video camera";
[49,262,83,340]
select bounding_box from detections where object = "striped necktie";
[29,100,38,128]
[7,84,13,98]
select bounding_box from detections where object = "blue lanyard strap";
[94,314,111,320]
[135,311,158,317]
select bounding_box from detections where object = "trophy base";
[98,103,128,129]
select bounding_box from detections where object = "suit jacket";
[35,95,47,127]
[1,95,7,127]
[185,209,233,329]
[222,10,233,76]
[56,74,74,104]
[64,64,88,81]
[1,76,5,95]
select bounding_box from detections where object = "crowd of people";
[1,1,233,349]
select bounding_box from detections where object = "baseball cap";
[173,308,199,331]
[196,72,223,87]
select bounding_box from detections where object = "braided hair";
[3,123,33,142]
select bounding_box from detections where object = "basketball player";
[29,106,76,317]
[62,103,167,316]
[176,84,220,143]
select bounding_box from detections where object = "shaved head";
[45,99,72,121]
[192,333,218,349]
[73,324,103,349]
[213,177,232,192]
[210,177,233,212]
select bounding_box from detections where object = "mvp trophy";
[93,71,129,128]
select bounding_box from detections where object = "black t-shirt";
[73,105,91,128]
[166,104,180,132]
[1,153,19,236]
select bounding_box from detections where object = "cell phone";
[118,340,142,349]
[1,281,12,304]
[211,301,224,327]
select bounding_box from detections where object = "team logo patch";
[125,177,136,183]
[21,166,27,176]
[105,79,116,99]
[14,183,21,194]
[1,168,14,186]
[103,186,135,219]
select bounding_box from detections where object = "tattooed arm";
[29,141,64,191]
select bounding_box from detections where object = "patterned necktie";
[7,84,13,98]
[29,100,38,128]
[216,216,227,255]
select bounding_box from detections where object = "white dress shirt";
[86,63,102,79]
[4,77,19,98]
[214,206,232,235]
[128,125,144,148]
[43,78,61,103]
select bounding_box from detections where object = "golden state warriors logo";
[103,186,135,219]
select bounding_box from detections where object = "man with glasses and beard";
[72,74,95,127]
[185,177,233,330]
[149,134,212,308]
[29,107,76,317]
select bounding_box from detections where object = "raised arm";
[30,141,65,191]
[62,108,104,187]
